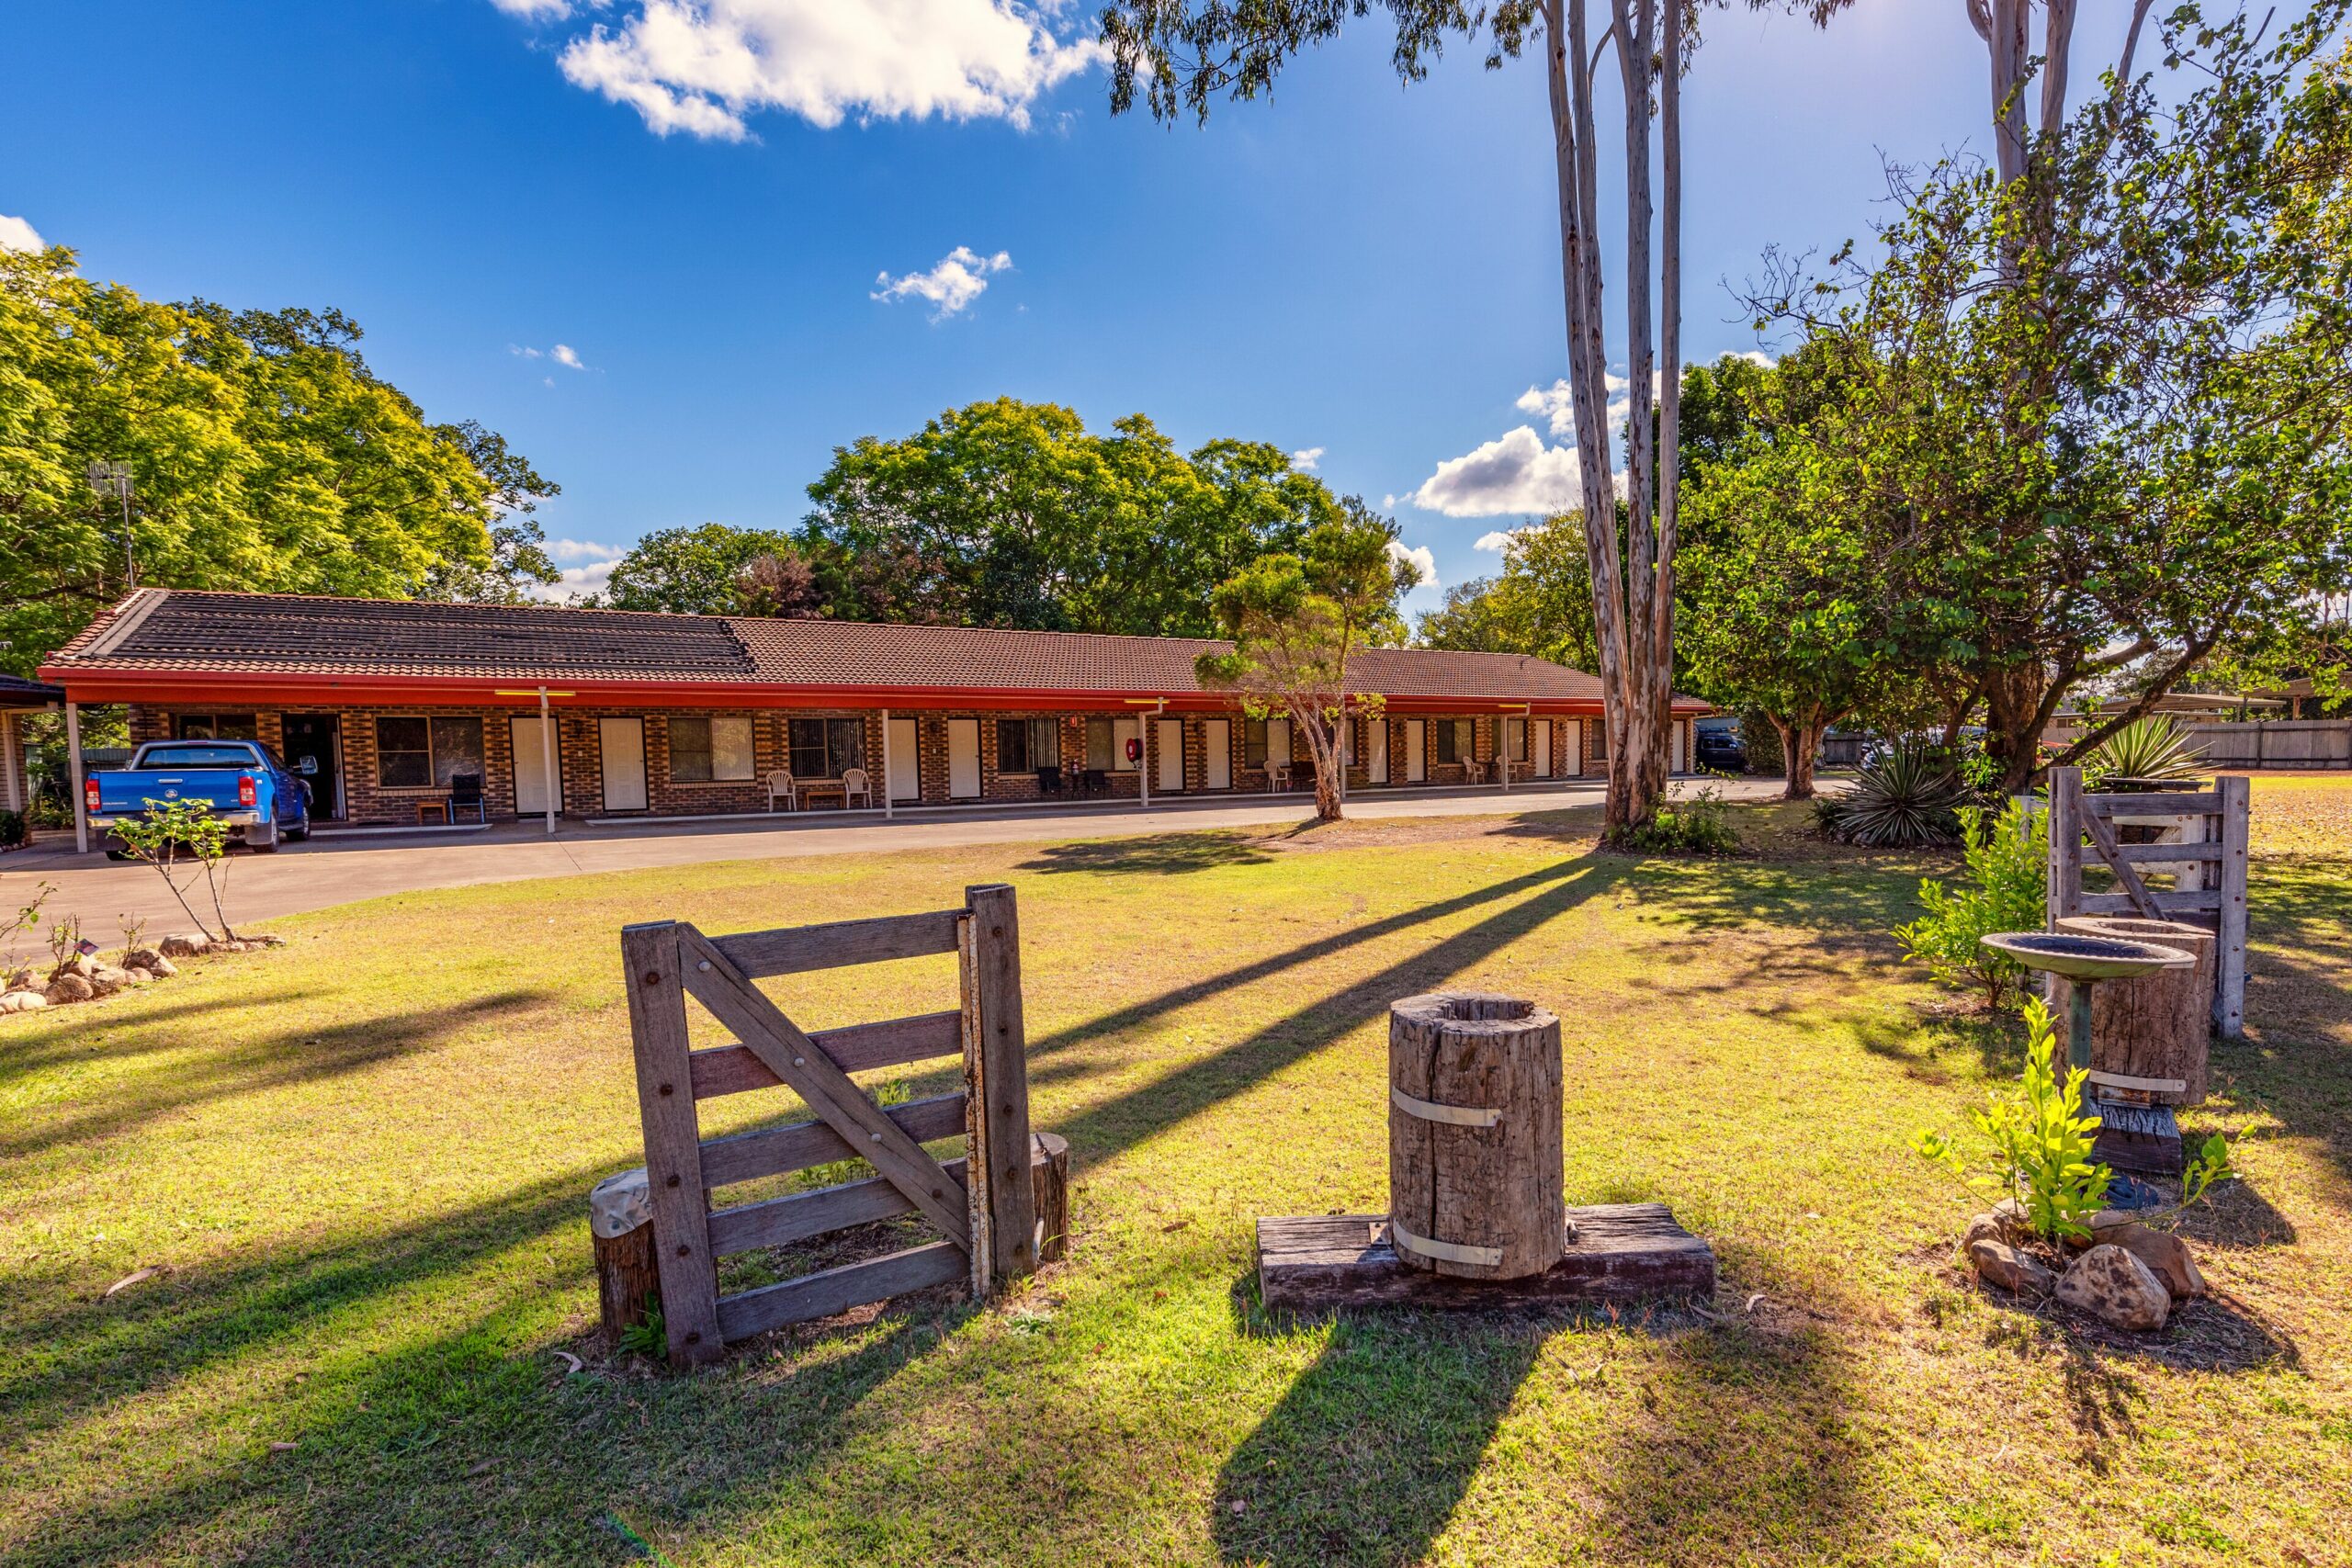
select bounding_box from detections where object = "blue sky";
[3,1,2151,612]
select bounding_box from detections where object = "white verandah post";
[539,686,558,836]
[66,700,87,853]
[881,707,893,820]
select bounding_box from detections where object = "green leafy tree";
[0,247,557,674]
[109,798,239,942]
[1196,506,1423,821]
[1894,801,2048,1009]
[1416,513,1600,675]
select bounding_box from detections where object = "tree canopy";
[0,246,557,675]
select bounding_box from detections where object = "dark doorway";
[281,714,341,818]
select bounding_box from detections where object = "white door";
[1369,720,1388,784]
[1533,719,1551,778]
[1204,719,1231,790]
[946,718,981,799]
[888,717,919,802]
[598,717,648,812]
[1671,721,1686,773]
[1266,717,1291,782]
[1406,719,1426,782]
[1564,718,1583,776]
[511,716,560,816]
[1157,718,1184,792]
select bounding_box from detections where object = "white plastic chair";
[765,770,797,812]
[841,767,872,809]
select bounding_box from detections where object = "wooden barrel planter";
[2052,916,2215,1106]
[1387,992,1563,1280]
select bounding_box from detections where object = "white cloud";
[510,344,542,358]
[530,539,628,602]
[1289,446,1324,471]
[1473,529,1521,553]
[551,343,588,369]
[548,538,626,562]
[1386,539,1437,592]
[873,245,1011,319]
[491,0,574,17]
[0,214,45,253]
[1409,426,1589,518]
[548,0,1102,142]
[1515,371,1636,439]
[1380,493,1397,511]
[1731,349,1776,368]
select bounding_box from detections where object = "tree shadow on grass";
[0,987,559,1160]
[0,989,321,1086]
[1018,830,1283,876]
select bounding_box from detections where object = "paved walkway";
[2,777,1797,936]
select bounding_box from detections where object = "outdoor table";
[797,779,850,810]
[415,798,451,825]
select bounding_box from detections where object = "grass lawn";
[3,782,2348,1566]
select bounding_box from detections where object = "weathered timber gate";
[620,882,1049,1365]
[2044,767,2249,1040]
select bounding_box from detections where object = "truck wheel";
[250,821,279,853]
[288,807,311,842]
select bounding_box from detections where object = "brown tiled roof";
[44,588,1700,707]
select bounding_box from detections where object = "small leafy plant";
[617,1292,667,1359]
[1895,800,2047,1009]
[797,1078,914,1190]
[2083,716,2207,791]
[111,798,240,942]
[1914,998,2111,1242]
[1825,743,1971,847]
[1619,779,1738,855]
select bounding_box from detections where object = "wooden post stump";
[1032,1132,1070,1264]
[1387,992,1563,1280]
[590,1167,658,1344]
[2052,916,2215,1106]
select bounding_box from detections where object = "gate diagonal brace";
[676,926,973,1253]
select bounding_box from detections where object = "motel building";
[39,589,1709,841]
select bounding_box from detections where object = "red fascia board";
[39,666,1657,716]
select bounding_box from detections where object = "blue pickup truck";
[87,739,312,853]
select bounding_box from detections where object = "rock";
[44,974,94,1004]
[87,965,131,994]
[1969,1238,2056,1297]
[53,953,96,980]
[0,989,46,1013]
[122,967,154,984]
[2,967,32,992]
[2100,1224,2206,1300]
[2056,1244,2173,1332]
[122,949,176,976]
[159,933,212,958]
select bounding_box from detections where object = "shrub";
[1619,780,1739,855]
[1894,800,2047,1008]
[2083,715,2208,790]
[0,808,26,849]
[1829,742,1972,847]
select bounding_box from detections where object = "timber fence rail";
[616,882,1052,1366]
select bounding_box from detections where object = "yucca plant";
[1830,743,1971,847]
[2083,715,2208,790]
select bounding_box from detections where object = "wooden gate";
[2044,767,2249,1038]
[621,882,1046,1365]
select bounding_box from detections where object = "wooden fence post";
[2216,773,2250,1040]
[2046,767,2083,929]
[964,884,1037,1295]
[621,920,724,1366]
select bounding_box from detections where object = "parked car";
[1693,718,1747,773]
[86,738,311,853]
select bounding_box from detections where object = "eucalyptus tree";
[1100,0,1709,835]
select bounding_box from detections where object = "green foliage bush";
[1914,998,2112,1242]
[0,808,25,849]
[1822,743,1970,847]
[1895,800,2047,1008]
[2083,716,2209,791]
[1619,780,1739,855]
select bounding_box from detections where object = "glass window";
[787,716,865,779]
[139,743,261,767]
[1435,719,1460,764]
[375,716,481,788]
[1085,716,1114,771]
[175,714,259,741]
[668,715,754,783]
[1244,718,1267,767]
[1507,718,1530,762]
[1455,719,1476,762]
[997,716,1058,773]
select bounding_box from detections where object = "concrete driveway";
[3,776,1802,938]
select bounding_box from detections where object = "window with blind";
[175,714,259,741]
[997,717,1059,773]
[668,715,755,783]
[1243,718,1267,766]
[787,717,865,779]
[1084,716,1114,771]
[375,716,483,788]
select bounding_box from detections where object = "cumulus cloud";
[1409,426,1589,518]
[873,245,1011,319]
[1473,530,1521,553]
[1289,446,1324,471]
[543,0,1103,141]
[530,538,628,602]
[1386,539,1437,592]
[0,214,45,253]
[490,0,573,17]
[511,342,593,370]
[1514,371,1637,439]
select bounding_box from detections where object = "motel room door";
[598,717,648,812]
[946,718,982,799]
[280,714,342,818]
[1405,718,1427,782]
[1204,718,1231,790]
[887,717,920,802]
[510,716,560,817]
[1368,719,1388,784]
[1156,718,1184,793]
[1532,718,1551,779]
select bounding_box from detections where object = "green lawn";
[3,788,2347,1566]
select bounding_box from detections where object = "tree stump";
[1031,1132,1070,1264]
[2052,917,2214,1105]
[1387,992,1563,1280]
[591,1168,658,1344]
